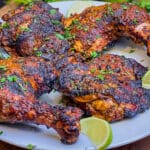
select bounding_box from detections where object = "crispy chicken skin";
[0,56,83,144]
[58,54,150,122]
[0,99,82,144]
[64,3,150,57]
[0,1,70,59]
[0,56,58,97]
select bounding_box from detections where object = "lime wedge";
[67,1,93,17]
[142,70,150,89]
[80,117,112,150]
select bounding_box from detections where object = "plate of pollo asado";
[0,1,150,150]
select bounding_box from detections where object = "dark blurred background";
[0,0,6,8]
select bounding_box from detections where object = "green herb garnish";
[0,66,7,71]
[20,27,31,32]
[100,69,113,75]
[97,74,105,80]
[49,9,57,15]
[96,18,101,22]
[36,51,42,57]
[72,19,80,25]
[133,19,138,25]
[90,68,96,73]
[7,75,18,82]
[96,35,101,39]
[55,33,65,40]
[1,22,10,29]
[63,30,75,40]
[18,83,27,91]
[0,131,3,135]
[27,144,36,150]
[121,4,128,10]
[0,77,6,83]
[108,6,114,15]
[33,47,38,51]
[44,37,50,41]
[51,20,61,25]
[129,49,135,53]
[91,51,101,58]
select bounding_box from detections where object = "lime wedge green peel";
[142,70,150,89]
[67,1,93,17]
[80,117,113,150]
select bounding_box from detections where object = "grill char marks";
[64,2,150,57]
[0,1,70,61]
[58,54,150,122]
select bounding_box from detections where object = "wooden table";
[0,1,150,150]
[0,136,150,150]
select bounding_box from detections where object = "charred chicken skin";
[0,2,84,144]
[58,54,150,122]
[0,1,70,60]
[0,56,82,144]
[64,3,150,57]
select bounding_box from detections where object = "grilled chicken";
[0,1,70,60]
[0,99,82,144]
[0,55,82,144]
[0,1,150,144]
[64,3,150,57]
[58,54,150,122]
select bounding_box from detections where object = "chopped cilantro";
[108,6,114,15]
[55,33,65,40]
[100,69,113,74]
[1,22,10,29]
[7,75,18,82]
[44,37,50,41]
[63,30,75,40]
[36,51,42,57]
[49,9,57,15]
[121,4,128,10]
[18,83,27,91]
[129,49,135,53]
[90,68,96,73]
[70,48,76,52]
[133,19,138,25]
[0,131,3,135]
[96,35,101,39]
[97,74,105,80]
[96,18,101,22]
[91,51,101,58]
[72,19,80,25]
[27,144,36,150]
[51,20,61,25]
[33,47,38,51]
[0,77,6,83]
[83,27,89,32]
[0,65,7,71]
[20,27,31,32]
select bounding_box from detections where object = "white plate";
[0,1,150,150]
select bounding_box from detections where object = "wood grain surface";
[0,2,150,150]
